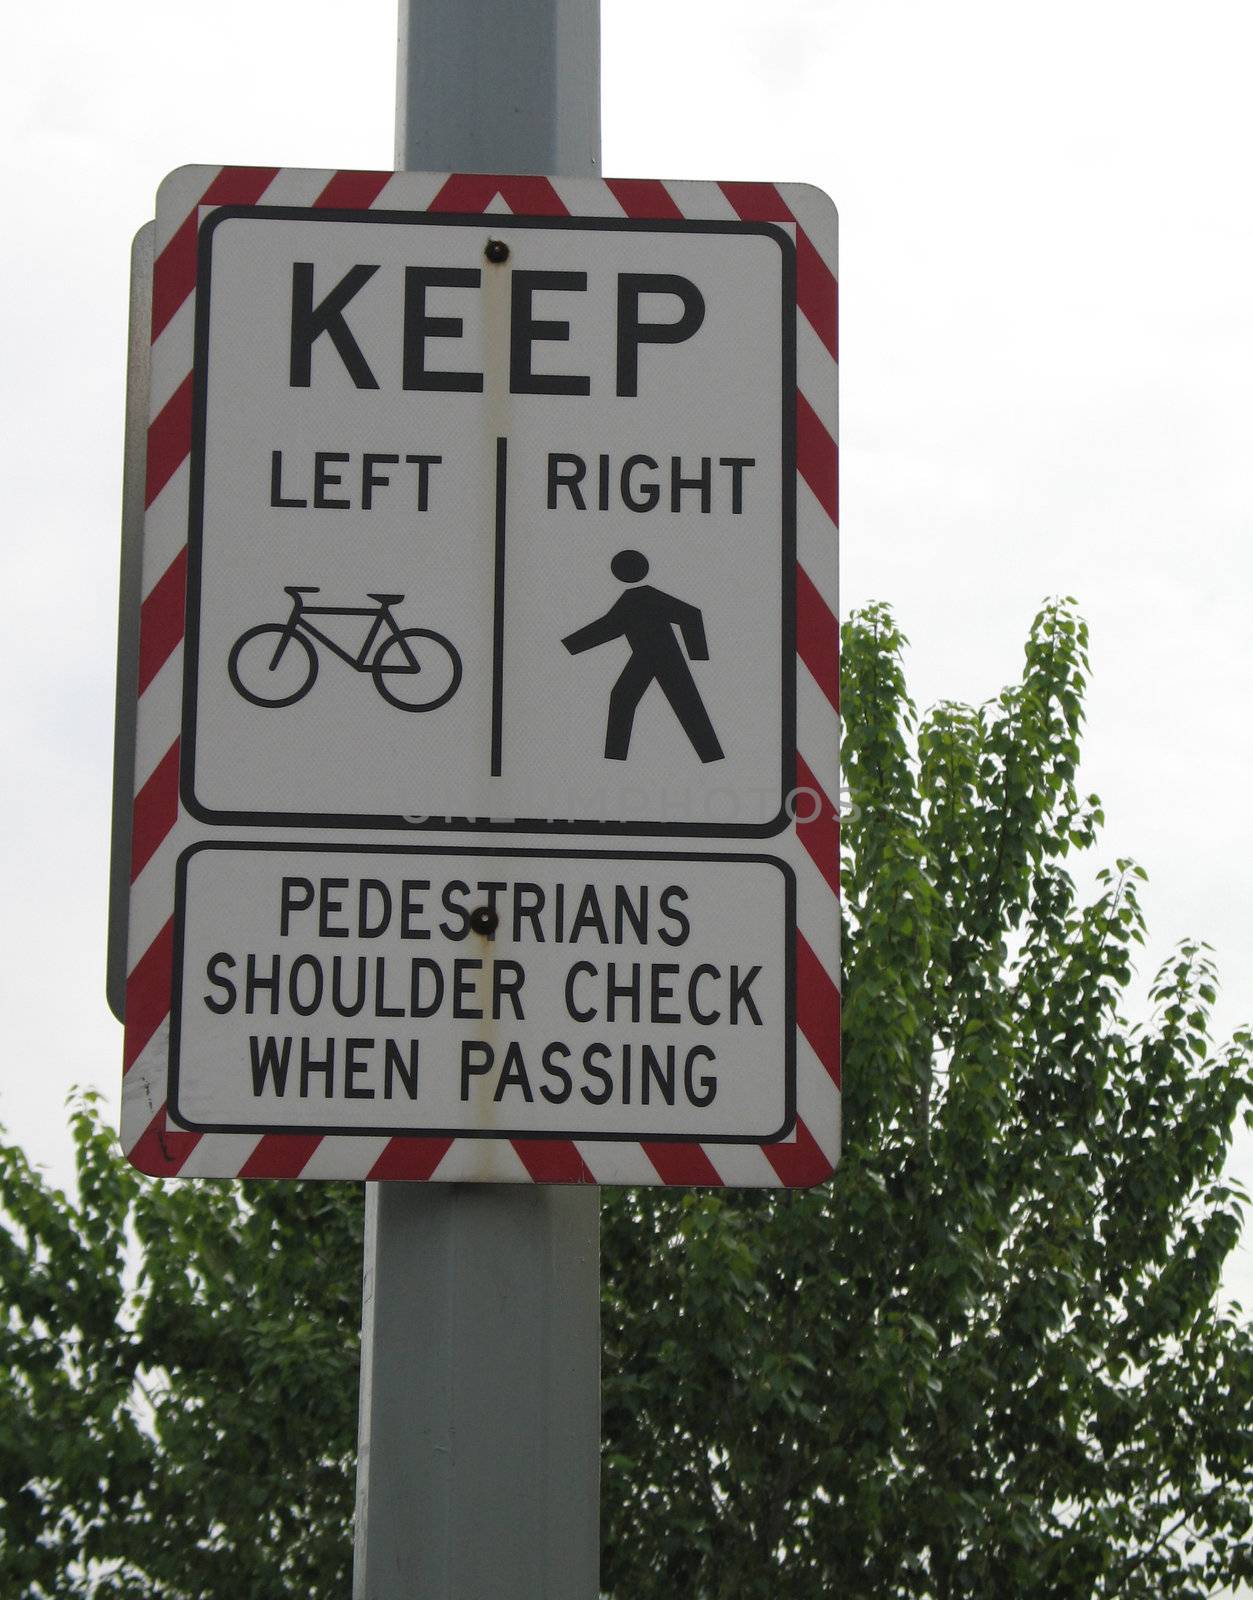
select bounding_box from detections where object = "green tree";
[0,1106,361,1597]
[0,600,1249,1597]
[601,600,1253,1598]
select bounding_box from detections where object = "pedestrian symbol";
[562,550,724,763]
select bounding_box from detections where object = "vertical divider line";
[491,433,508,777]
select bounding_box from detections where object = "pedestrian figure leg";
[605,656,655,760]
[653,658,724,763]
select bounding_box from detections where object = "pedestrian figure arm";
[672,600,710,661]
[562,602,626,655]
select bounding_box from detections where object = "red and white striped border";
[122,166,840,1186]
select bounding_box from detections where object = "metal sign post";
[353,4,603,1595]
[109,0,839,1582]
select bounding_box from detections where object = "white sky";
[1,0,1250,1313]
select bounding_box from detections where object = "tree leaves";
[600,599,1253,1599]
[0,1097,361,1597]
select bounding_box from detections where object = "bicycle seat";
[367,592,406,606]
[285,584,321,596]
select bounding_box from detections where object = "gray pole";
[353,6,602,1598]
[395,0,599,174]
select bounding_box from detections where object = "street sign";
[173,843,793,1146]
[119,166,840,1185]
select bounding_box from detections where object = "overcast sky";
[1,0,1250,1299]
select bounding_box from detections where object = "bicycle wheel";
[371,628,462,711]
[228,625,318,707]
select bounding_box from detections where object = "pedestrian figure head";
[611,549,649,584]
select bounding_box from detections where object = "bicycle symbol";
[227,586,463,712]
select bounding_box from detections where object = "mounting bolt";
[484,238,510,264]
[470,906,499,937]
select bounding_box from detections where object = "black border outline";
[167,839,797,1144]
[180,206,798,838]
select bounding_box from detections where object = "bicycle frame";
[280,593,416,672]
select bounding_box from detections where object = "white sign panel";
[173,844,793,1143]
[120,166,839,1187]
[186,208,792,834]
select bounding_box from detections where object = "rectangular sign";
[119,166,840,1186]
[171,844,793,1142]
[186,210,793,834]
